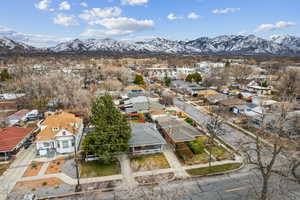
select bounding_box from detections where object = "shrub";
[176,143,194,161]
[31,163,38,168]
[188,140,205,154]
[184,118,195,126]
[42,182,48,186]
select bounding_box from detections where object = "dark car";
[23,141,32,149]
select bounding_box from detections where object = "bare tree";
[240,103,295,200]
[206,112,223,168]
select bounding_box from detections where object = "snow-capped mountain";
[0,36,35,54]
[2,34,300,56]
[270,35,300,54]
[49,37,201,54]
[185,35,290,55]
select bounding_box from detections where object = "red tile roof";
[0,127,34,152]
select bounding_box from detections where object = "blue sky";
[0,0,299,47]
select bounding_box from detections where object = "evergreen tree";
[133,74,145,85]
[82,95,131,163]
[164,76,171,87]
[0,69,12,82]
[225,61,231,68]
[185,72,202,83]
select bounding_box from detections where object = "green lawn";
[211,146,235,161]
[80,160,121,178]
[0,164,9,176]
[130,153,170,172]
[186,163,242,176]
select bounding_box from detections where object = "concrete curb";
[186,162,245,179]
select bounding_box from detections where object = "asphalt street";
[64,167,300,200]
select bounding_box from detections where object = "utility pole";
[72,134,81,192]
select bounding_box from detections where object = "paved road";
[0,146,35,200]
[63,167,300,200]
[173,98,288,167]
[174,98,253,150]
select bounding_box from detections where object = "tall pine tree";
[82,95,131,163]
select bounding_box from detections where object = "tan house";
[36,112,83,156]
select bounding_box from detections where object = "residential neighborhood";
[0,54,299,200]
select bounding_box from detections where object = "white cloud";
[167,13,183,20]
[79,7,122,21]
[59,1,71,10]
[212,8,240,14]
[121,0,148,6]
[35,0,52,11]
[81,17,154,37]
[0,25,71,47]
[187,12,200,19]
[80,2,88,7]
[255,21,296,32]
[53,14,79,26]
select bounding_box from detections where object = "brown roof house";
[36,112,83,156]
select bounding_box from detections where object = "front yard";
[186,163,242,176]
[45,158,65,174]
[80,160,121,178]
[176,136,234,165]
[130,153,170,172]
[0,163,10,176]
[23,162,44,177]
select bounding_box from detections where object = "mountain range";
[1,34,300,56]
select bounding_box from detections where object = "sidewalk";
[163,146,189,179]
[0,146,35,200]
[118,154,138,189]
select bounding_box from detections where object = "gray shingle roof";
[129,123,166,147]
[156,117,203,143]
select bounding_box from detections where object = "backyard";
[130,153,170,172]
[80,160,121,178]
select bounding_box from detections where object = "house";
[247,81,272,95]
[149,110,167,121]
[232,103,263,118]
[0,127,35,161]
[197,89,219,97]
[128,123,166,155]
[123,85,145,98]
[205,93,228,105]
[218,98,247,107]
[5,109,33,126]
[124,96,164,115]
[36,112,83,156]
[156,117,203,149]
[0,93,25,100]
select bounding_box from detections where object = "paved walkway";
[0,146,35,200]
[38,162,49,176]
[118,154,138,189]
[163,146,189,178]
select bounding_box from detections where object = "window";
[43,142,50,148]
[71,139,75,147]
[62,141,69,149]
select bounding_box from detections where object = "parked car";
[23,141,32,149]
[23,193,36,200]
[38,112,45,119]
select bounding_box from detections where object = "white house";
[36,112,83,156]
